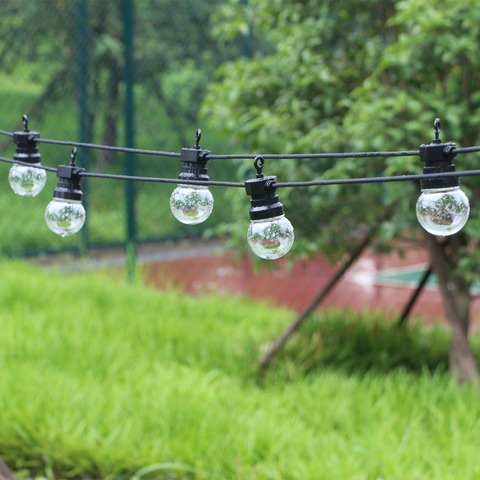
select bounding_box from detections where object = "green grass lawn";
[0,260,480,480]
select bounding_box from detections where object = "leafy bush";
[278,310,452,377]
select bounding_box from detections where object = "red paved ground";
[143,244,480,326]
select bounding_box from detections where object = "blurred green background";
[0,0,251,258]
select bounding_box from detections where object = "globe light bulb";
[171,129,214,225]
[170,184,214,225]
[245,156,295,260]
[45,198,86,237]
[9,163,47,197]
[416,186,470,236]
[45,148,86,237]
[247,214,294,260]
[10,114,47,196]
[417,118,470,236]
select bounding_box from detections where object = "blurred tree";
[0,0,74,130]
[203,0,480,383]
[0,0,241,156]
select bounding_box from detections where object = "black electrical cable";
[0,155,244,187]
[0,155,58,172]
[79,171,245,188]
[0,129,181,158]
[35,137,181,158]
[208,150,420,160]
[2,127,480,161]
[72,167,480,188]
[3,125,480,189]
[274,169,480,188]
[0,129,423,160]
[208,145,480,160]
[452,146,480,154]
[3,154,480,190]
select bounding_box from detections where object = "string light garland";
[0,128,181,158]
[170,129,215,225]
[0,128,420,160]
[245,156,294,259]
[4,154,480,187]
[44,148,86,237]
[9,115,47,197]
[1,116,480,260]
[416,119,470,236]
[208,150,420,160]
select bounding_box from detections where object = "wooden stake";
[259,230,375,374]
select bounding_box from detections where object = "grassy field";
[1,261,480,479]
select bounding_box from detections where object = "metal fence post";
[123,0,137,283]
[76,0,90,255]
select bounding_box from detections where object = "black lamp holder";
[245,156,285,221]
[419,118,458,190]
[178,129,211,182]
[53,149,85,201]
[13,115,41,165]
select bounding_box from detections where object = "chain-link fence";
[0,0,247,258]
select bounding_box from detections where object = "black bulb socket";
[419,142,459,190]
[245,175,285,220]
[13,130,41,164]
[53,165,85,201]
[178,147,211,182]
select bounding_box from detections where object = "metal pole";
[259,229,375,375]
[397,265,433,326]
[76,0,90,255]
[242,0,253,58]
[122,0,137,283]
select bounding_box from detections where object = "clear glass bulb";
[416,186,470,236]
[247,214,295,260]
[45,198,86,237]
[9,163,47,197]
[170,185,214,225]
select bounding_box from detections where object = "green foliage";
[203,3,480,383]
[0,0,248,255]
[1,262,480,479]
[203,0,480,263]
[0,76,240,254]
[279,309,451,377]
[203,0,399,259]
[0,0,243,149]
[341,0,480,286]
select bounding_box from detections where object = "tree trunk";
[0,459,13,480]
[423,233,477,383]
[98,65,121,169]
[91,1,121,170]
[150,80,191,147]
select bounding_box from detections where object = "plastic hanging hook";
[22,114,29,132]
[195,129,202,149]
[433,118,441,144]
[70,147,77,166]
[254,155,265,176]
